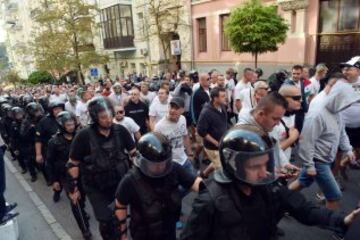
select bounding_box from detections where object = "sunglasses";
[286,95,302,101]
[116,110,124,114]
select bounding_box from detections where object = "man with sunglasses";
[271,85,302,165]
[113,105,141,142]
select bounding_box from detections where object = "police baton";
[76,202,89,233]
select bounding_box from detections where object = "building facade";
[191,0,360,75]
[0,0,37,78]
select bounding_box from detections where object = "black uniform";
[116,164,196,240]
[35,114,58,182]
[10,119,27,171]
[181,180,347,240]
[69,124,135,239]
[47,132,89,235]
[19,117,38,179]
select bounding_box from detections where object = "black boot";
[31,174,37,182]
[53,191,61,203]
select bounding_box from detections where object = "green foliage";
[28,71,53,85]
[30,0,108,83]
[1,70,22,87]
[224,0,289,67]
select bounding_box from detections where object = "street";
[4,152,360,240]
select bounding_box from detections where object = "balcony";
[6,2,18,12]
[103,36,134,50]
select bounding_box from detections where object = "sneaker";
[31,175,37,182]
[316,193,326,205]
[5,203,17,213]
[53,191,61,203]
[0,212,19,225]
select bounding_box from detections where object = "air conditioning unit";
[140,48,148,56]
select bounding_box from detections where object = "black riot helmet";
[22,94,34,107]
[11,107,25,121]
[87,96,114,124]
[38,96,49,112]
[1,103,13,118]
[135,132,173,178]
[218,127,276,186]
[26,102,44,121]
[48,100,65,117]
[56,111,77,134]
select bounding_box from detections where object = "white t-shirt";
[154,115,188,165]
[237,88,255,118]
[75,100,89,127]
[49,94,67,103]
[271,114,296,161]
[113,116,140,141]
[233,80,252,114]
[309,76,320,96]
[342,77,360,128]
[140,91,156,105]
[65,101,78,114]
[149,98,169,124]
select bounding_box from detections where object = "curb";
[5,157,73,240]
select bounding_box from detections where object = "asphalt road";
[5,152,360,240]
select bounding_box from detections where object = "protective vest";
[51,133,71,177]
[129,168,181,240]
[82,125,129,190]
[205,180,278,240]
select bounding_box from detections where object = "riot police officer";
[181,126,360,240]
[46,111,91,239]
[67,96,136,240]
[19,102,44,182]
[115,132,202,240]
[35,100,64,184]
[10,107,27,173]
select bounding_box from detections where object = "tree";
[224,0,289,68]
[140,0,189,71]
[31,0,108,84]
[0,70,22,87]
[28,71,53,85]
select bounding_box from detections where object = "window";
[291,10,297,33]
[198,18,207,52]
[319,0,360,33]
[220,14,231,51]
[100,4,134,49]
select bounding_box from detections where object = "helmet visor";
[136,153,173,178]
[223,147,276,185]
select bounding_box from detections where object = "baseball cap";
[340,56,360,69]
[169,97,185,108]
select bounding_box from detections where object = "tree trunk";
[254,52,258,68]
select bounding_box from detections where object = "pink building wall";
[191,0,320,71]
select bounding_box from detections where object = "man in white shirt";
[49,86,67,103]
[237,80,269,119]
[149,86,170,130]
[75,89,92,127]
[309,64,328,102]
[140,82,156,105]
[64,88,79,114]
[271,85,301,163]
[108,83,128,106]
[341,56,360,164]
[113,105,141,141]
[154,97,193,174]
[233,68,254,116]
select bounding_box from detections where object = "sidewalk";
[3,156,71,240]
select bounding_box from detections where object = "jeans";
[179,159,195,198]
[299,160,342,201]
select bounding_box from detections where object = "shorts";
[204,148,222,170]
[345,127,360,148]
[298,160,342,201]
